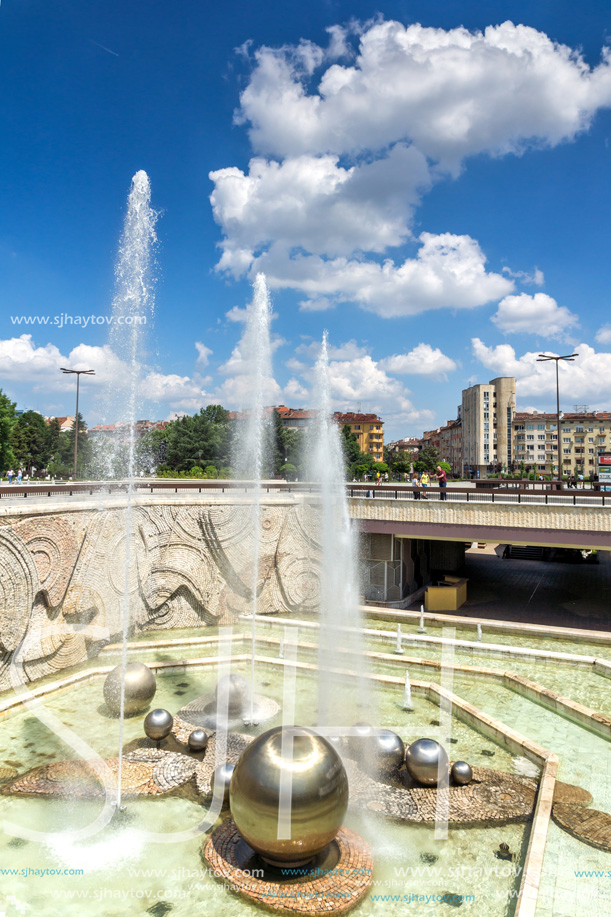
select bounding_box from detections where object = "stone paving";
[552,803,611,853]
[203,819,373,915]
[0,748,197,798]
[172,693,280,744]
[414,549,611,630]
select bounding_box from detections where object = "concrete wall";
[0,496,321,692]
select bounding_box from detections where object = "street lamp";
[536,352,578,479]
[60,368,95,480]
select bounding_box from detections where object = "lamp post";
[536,353,578,479]
[60,368,95,480]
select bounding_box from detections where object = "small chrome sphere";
[211,762,235,805]
[451,761,473,786]
[188,729,209,753]
[103,662,156,716]
[144,708,173,742]
[368,729,405,777]
[405,738,449,787]
[230,725,349,866]
[214,673,250,715]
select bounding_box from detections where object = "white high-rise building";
[461,377,516,476]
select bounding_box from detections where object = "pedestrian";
[420,470,430,498]
[376,471,382,486]
[7,469,14,484]
[436,465,448,501]
[569,474,577,489]
[411,471,421,500]
[578,472,584,489]
[16,469,22,484]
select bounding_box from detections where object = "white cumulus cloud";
[491,293,579,337]
[237,20,611,168]
[380,343,457,376]
[472,338,611,403]
[254,232,513,318]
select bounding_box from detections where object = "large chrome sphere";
[144,708,173,742]
[188,729,209,753]
[405,738,449,787]
[367,729,405,777]
[230,726,349,866]
[451,761,473,786]
[214,673,250,715]
[103,662,156,716]
[211,762,235,805]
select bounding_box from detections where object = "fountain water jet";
[310,332,368,728]
[104,171,158,808]
[232,273,275,724]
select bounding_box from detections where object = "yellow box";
[424,576,468,611]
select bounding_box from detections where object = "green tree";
[12,410,51,472]
[0,389,17,473]
[57,413,92,478]
[166,405,232,473]
[341,424,362,469]
[418,444,440,471]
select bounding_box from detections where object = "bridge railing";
[0,479,608,507]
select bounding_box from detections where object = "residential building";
[334,412,384,463]
[512,412,558,474]
[461,377,516,476]
[275,405,317,429]
[45,416,75,432]
[89,420,169,440]
[559,412,611,474]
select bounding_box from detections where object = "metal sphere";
[103,662,156,716]
[214,673,250,715]
[405,738,449,787]
[345,722,374,760]
[451,761,473,786]
[144,708,173,742]
[188,729,209,753]
[230,726,349,866]
[211,762,235,805]
[367,729,405,777]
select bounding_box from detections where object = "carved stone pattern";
[0,500,321,691]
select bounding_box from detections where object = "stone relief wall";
[0,499,321,692]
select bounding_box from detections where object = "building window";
[575,426,584,432]
[527,435,534,441]
[537,424,546,430]
[563,427,570,433]
[526,424,534,430]
[538,435,545,440]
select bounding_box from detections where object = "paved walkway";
[408,548,611,632]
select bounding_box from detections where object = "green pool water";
[0,661,526,917]
[4,606,611,916]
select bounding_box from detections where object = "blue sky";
[1,1,611,439]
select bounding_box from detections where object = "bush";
[280,462,298,481]
[204,465,218,479]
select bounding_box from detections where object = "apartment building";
[511,411,611,475]
[559,412,611,474]
[335,412,384,463]
[275,405,317,429]
[512,412,558,474]
[461,377,516,475]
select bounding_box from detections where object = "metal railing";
[0,478,607,506]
